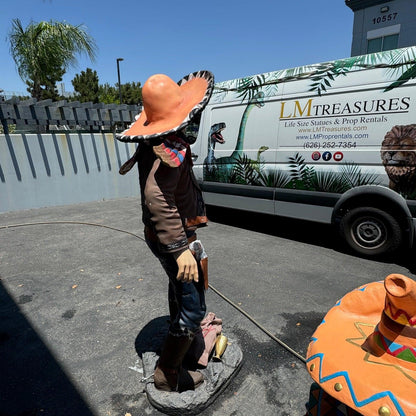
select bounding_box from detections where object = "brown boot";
[154,332,204,392]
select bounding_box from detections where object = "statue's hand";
[173,249,198,283]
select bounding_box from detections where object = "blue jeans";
[146,236,206,336]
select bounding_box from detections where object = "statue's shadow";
[134,316,169,358]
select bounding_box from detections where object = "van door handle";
[191,153,198,161]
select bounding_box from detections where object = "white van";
[191,47,416,257]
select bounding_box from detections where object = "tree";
[120,81,142,105]
[8,18,97,100]
[72,68,99,103]
[28,63,65,101]
[98,83,118,104]
[97,82,142,105]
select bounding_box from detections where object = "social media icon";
[334,151,343,161]
[323,151,332,161]
[312,151,321,161]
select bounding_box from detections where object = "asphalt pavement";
[1,196,415,416]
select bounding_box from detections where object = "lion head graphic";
[381,124,416,195]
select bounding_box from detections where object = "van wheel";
[339,207,403,257]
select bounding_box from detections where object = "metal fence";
[0,97,140,133]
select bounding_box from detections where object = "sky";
[0,0,354,97]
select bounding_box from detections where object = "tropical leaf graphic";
[213,47,416,104]
[231,154,261,185]
[288,152,315,189]
[384,64,416,91]
[288,152,306,180]
[236,74,280,102]
[309,170,349,193]
[382,47,416,78]
[308,62,350,95]
[258,169,291,188]
[204,151,402,197]
[339,162,380,188]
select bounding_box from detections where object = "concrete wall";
[0,133,139,212]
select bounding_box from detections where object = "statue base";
[141,334,243,415]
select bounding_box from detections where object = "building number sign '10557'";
[372,13,397,25]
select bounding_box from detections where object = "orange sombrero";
[116,70,214,142]
[306,274,416,416]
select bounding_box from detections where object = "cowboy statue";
[116,71,214,392]
[305,273,416,416]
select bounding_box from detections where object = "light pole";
[116,58,124,104]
